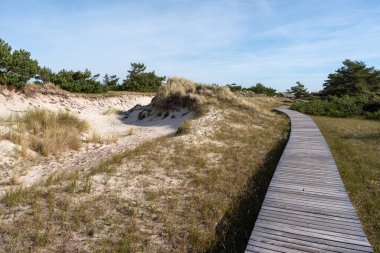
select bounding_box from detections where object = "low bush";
[366,110,380,120]
[51,70,109,93]
[247,83,277,97]
[291,95,380,119]
[153,77,203,111]
[58,79,109,93]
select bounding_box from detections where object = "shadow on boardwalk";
[209,112,290,253]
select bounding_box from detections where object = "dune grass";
[313,116,380,252]
[1,109,88,156]
[153,77,236,113]
[0,81,289,252]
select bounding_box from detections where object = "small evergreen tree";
[103,74,119,86]
[288,81,308,99]
[122,63,166,92]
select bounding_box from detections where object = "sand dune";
[0,88,193,190]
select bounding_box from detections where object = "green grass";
[291,95,380,119]
[313,116,380,252]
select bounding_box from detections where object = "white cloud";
[0,0,379,91]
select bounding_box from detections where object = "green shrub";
[246,83,277,96]
[366,110,380,119]
[52,69,108,93]
[58,79,109,93]
[291,95,380,119]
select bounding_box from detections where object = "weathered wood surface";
[245,106,373,253]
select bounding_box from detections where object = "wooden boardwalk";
[245,106,373,253]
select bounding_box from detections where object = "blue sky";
[1,0,379,91]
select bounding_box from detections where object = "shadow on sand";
[116,105,194,129]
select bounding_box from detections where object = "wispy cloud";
[0,0,379,91]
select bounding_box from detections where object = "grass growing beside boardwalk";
[0,91,289,252]
[313,117,380,252]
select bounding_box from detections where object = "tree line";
[291,59,380,119]
[227,83,277,96]
[0,38,165,93]
[2,37,379,119]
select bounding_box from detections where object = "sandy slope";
[0,88,153,134]
[0,88,193,191]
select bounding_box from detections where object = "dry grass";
[0,84,289,252]
[102,108,122,115]
[0,109,88,156]
[314,116,380,252]
[86,132,119,144]
[0,186,138,252]
[22,83,67,97]
[153,77,236,113]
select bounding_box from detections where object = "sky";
[0,0,379,91]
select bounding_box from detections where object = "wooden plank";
[268,185,348,197]
[264,195,354,210]
[251,231,370,253]
[260,210,365,232]
[261,206,362,225]
[265,192,353,207]
[253,227,373,252]
[258,214,365,236]
[255,221,369,246]
[248,240,306,253]
[244,106,373,252]
[252,235,347,253]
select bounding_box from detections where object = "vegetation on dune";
[153,77,236,112]
[314,116,380,252]
[0,109,88,156]
[0,80,289,252]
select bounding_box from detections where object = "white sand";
[0,88,193,190]
[0,88,153,134]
